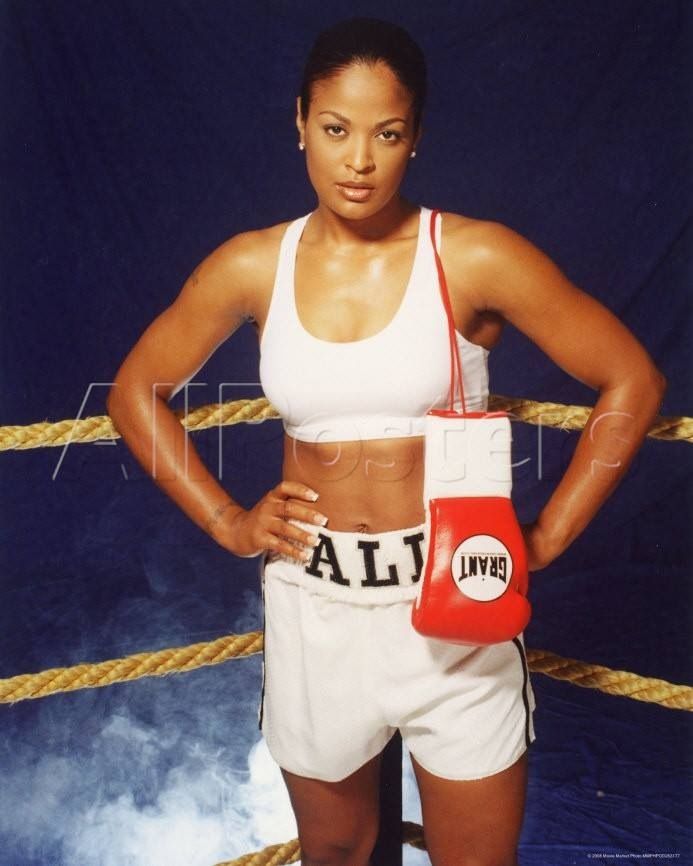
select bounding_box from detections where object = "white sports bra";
[259,206,490,443]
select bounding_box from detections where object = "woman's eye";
[324,125,345,136]
[379,130,402,141]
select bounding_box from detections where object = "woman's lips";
[336,184,374,202]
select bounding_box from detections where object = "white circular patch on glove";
[451,534,513,601]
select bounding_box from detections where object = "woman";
[106,17,666,866]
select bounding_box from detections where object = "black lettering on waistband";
[403,531,425,584]
[305,534,350,586]
[357,540,401,587]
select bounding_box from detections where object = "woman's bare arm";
[444,217,667,569]
[106,230,324,559]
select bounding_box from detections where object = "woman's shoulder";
[438,209,509,241]
[202,213,305,290]
[217,215,297,265]
[436,209,531,265]
[188,214,306,317]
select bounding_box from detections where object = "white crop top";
[259,206,490,443]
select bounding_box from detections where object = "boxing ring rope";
[1,394,692,450]
[2,393,690,865]
[0,631,691,708]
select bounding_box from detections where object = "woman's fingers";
[278,496,329,527]
[268,482,329,563]
[266,525,319,564]
[272,513,319,545]
[272,481,326,525]
[222,481,329,563]
[275,480,320,502]
[270,497,327,563]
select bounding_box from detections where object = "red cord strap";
[429,209,467,414]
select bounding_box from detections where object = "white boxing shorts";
[257,520,536,783]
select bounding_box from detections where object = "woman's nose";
[345,137,375,174]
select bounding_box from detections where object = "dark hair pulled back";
[299,17,427,132]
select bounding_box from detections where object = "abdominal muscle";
[282,433,426,532]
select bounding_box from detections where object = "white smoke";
[1,628,429,865]
[0,705,428,865]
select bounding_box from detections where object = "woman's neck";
[309,195,419,249]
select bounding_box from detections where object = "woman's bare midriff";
[282,433,426,532]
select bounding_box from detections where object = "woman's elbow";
[602,359,667,407]
[647,362,667,399]
[106,379,125,416]
[637,364,667,412]
[105,381,130,435]
[106,375,145,421]
[633,346,667,397]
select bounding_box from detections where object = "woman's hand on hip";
[215,481,328,563]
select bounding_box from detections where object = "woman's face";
[296,61,421,219]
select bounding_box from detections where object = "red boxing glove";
[412,410,531,645]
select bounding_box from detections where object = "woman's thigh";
[411,749,529,866]
[281,750,383,866]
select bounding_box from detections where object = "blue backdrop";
[1,1,690,864]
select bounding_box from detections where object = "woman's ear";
[295,96,306,145]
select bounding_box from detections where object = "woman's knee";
[299,827,378,866]
[293,790,379,866]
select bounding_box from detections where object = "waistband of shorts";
[261,519,428,605]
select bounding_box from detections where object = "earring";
[298,142,305,151]
[410,150,417,159]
